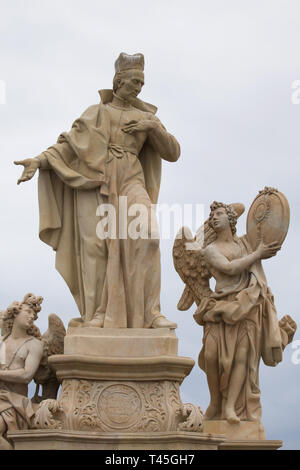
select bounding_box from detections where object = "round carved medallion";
[246,187,290,250]
[253,201,269,223]
[97,384,142,429]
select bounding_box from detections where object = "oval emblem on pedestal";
[97,384,142,430]
[246,187,290,250]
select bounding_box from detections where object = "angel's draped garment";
[37,90,180,327]
[194,236,285,422]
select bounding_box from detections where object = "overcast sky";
[0,0,300,449]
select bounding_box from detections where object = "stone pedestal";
[9,327,225,450]
[202,420,282,450]
[48,327,195,434]
[64,326,179,357]
[9,430,224,450]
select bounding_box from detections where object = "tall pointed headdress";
[114,53,144,74]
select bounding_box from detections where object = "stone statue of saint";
[15,53,180,329]
[0,294,43,450]
[173,189,297,425]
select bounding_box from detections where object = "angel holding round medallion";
[173,187,296,425]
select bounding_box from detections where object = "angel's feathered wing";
[172,220,215,310]
[42,313,66,356]
[33,314,66,403]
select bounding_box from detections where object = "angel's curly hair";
[2,293,43,338]
[208,201,238,235]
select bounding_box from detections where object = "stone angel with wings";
[173,188,296,425]
[0,294,65,449]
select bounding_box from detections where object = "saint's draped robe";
[37,90,180,327]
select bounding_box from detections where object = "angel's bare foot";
[204,402,220,420]
[225,407,240,424]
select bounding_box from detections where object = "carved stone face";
[115,70,145,100]
[210,207,231,233]
[14,304,35,330]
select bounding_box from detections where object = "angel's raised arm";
[203,245,260,276]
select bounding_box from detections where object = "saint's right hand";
[14,158,40,185]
